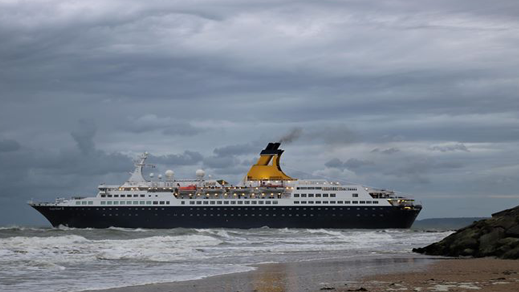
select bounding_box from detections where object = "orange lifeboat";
[179,185,197,191]
[264,184,283,188]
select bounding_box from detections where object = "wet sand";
[89,257,519,292]
[90,255,434,292]
[362,258,519,292]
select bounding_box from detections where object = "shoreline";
[85,256,519,292]
[86,254,439,292]
[362,257,519,292]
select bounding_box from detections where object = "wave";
[106,227,151,232]
[0,225,52,232]
[0,228,452,292]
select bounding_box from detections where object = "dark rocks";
[413,205,519,259]
[505,225,519,237]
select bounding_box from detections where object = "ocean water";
[0,226,452,292]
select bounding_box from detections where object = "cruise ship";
[29,143,422,229]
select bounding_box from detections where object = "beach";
[91,257,519,292]
[90,255,433,292]
[365,258,519,292]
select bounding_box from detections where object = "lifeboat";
[179,185,197,191]
[263,184,284,188]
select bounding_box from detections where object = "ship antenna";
[124,152,153,186]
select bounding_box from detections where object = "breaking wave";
[0,227,452,292]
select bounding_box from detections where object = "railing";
[28,201,58,206]
[28,197,69,206]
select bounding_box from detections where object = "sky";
[1,0,519,225]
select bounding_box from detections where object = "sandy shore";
[361,258,519,292]
[88,257,519,292]
[89,255,434,292]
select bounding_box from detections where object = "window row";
[178,195,281,199]
[321,187,347,191]
[101,194,159,198]
[293,200,379,205]
[99,201,170,205]
[296,187,358,191]
[97,213,385,218]
[293,193,336,198]
[186,200,279,205]
[78,206,386,211]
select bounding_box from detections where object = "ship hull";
[31,205,421,229]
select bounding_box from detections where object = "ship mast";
[122,152,152,187]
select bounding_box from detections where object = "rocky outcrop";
[413,206,519,259]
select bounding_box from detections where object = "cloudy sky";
[1,0,519,225]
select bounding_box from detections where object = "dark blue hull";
[32,205,421,229]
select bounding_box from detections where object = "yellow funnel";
[246,143,295,181]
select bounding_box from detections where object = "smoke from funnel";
[278,127,303,144]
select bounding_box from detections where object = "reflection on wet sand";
[90,255,434,292]
[252,263,288,292]
[249,256,425,292]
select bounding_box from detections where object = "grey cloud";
[305,126,359,146]
[213,143,258,157]
[371,147,400,155]
[50,126,132,176]
[2,0,519,224]
[162,126,205,136]
[430,143,470,152]
[324,158,344,169]
[322,127,358,145]
[122,114,206,136]
[148,151,203,166]
[203,155,240,169]
[324,149,467,186]
[325,158,374,171]
[389,157,464,184]
[0,120,133,209]
[212,165,250,176]
[345,158,375,169]
[71,120,96,154]
[241,158,257,166]
[0,139,21,152]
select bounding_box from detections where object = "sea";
[0,226,452,292]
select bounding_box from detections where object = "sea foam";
[0,227,452,292]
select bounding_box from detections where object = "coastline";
[85,256,519,292]
[363,257,519,291]
[85,254,438,292]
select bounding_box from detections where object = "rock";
[478,227,505,256]
[496,237,519,255]
[450,237,479,256]
[497,237,519,247]
[461,248,475,256]
[414,205,519,259]
[505,225,519,237]
[502,246,519,259]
